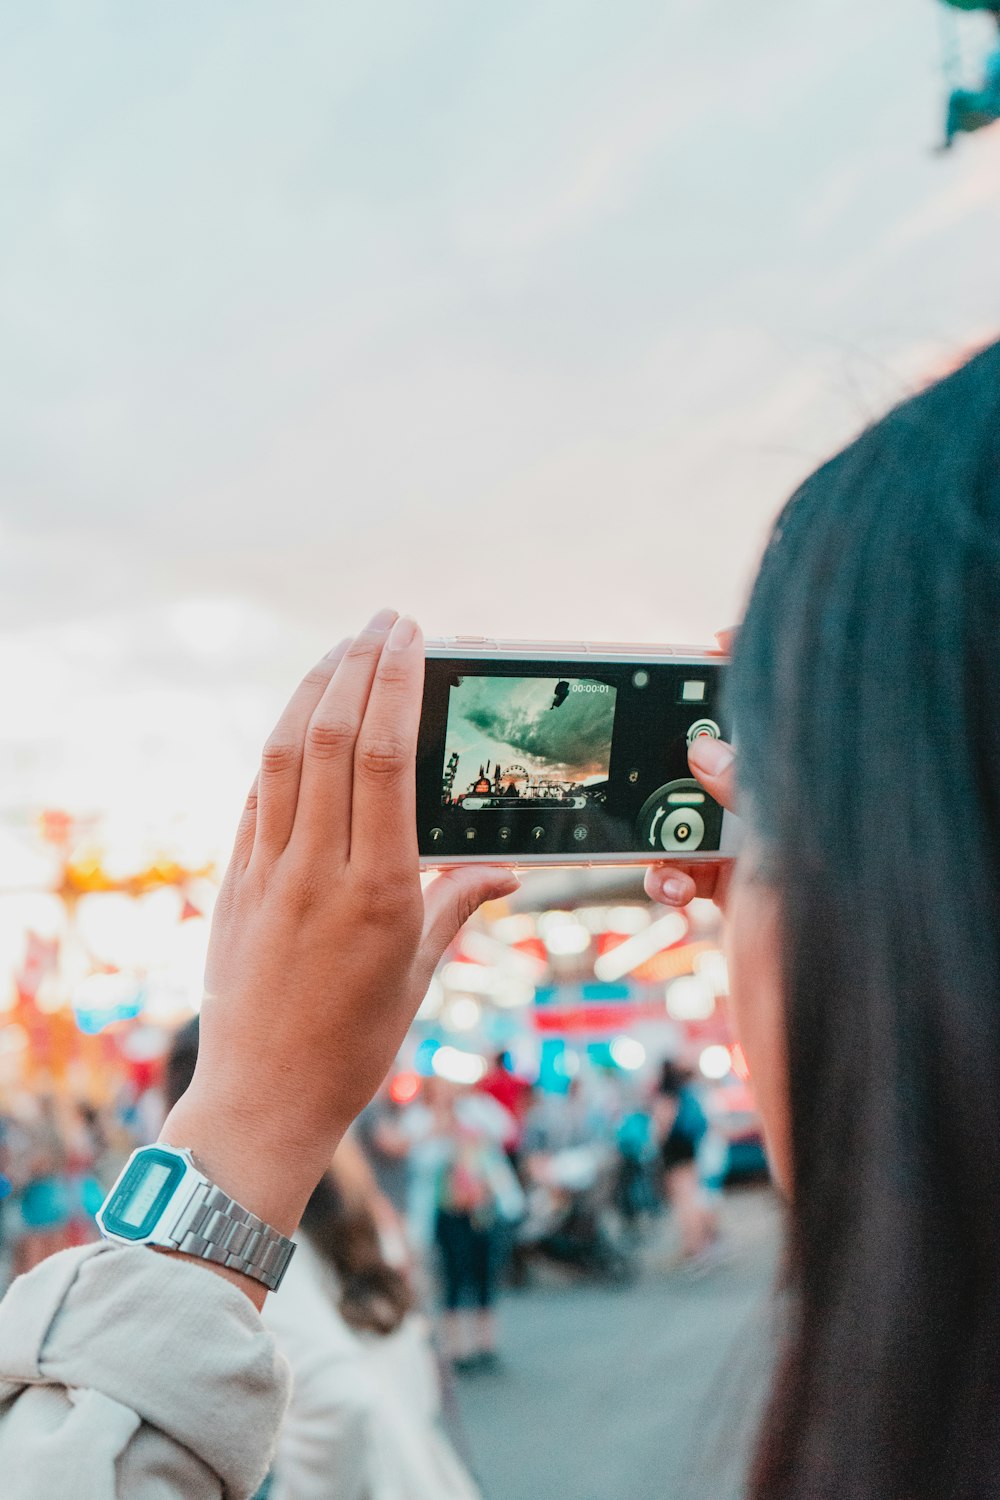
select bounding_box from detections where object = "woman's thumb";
[687,736,737,811]
[420,866,521,970]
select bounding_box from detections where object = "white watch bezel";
[96,1143,206,1247]
[95,1142,297,1291]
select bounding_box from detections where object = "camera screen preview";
[440,675,617,814]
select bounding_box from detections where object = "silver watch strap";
[169,1182,296,1292]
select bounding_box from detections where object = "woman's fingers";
[644,865,697,907]
[645,730,738,912]
[645,861,726,907]
[292,609,398,864]
[349,615,425,884]
[232,775,260,870]
[253,639,350,859]
[419,866,521,978]
[687,735,737,811]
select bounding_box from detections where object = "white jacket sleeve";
[0,1240,291,1500]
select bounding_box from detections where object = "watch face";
[101,1147,186,1241]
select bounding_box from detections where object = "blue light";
[538,1039,571,1094]
[413,1037,442,1076]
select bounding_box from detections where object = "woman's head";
[299,1166,411,1336]
[727,340,1000,1498]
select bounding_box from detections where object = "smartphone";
[417,638,741,867]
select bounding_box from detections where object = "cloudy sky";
[445,675,618,795]
[2,1,999,855]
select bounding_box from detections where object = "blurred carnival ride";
[0,808,216,1104]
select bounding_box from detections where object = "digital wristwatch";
[96,1143,296,1293]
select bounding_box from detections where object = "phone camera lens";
[659,804,705,852]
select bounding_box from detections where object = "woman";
[409,1078,519,1371]
[654,1060,719,1267]
[265,1149,482,1500]
[164,1021,482,1499]
[0,342,997,1497]
[648,339,1000,1496]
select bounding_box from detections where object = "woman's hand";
[643,733,737,911]
[644,627,738,914]
[161,610,518,1252]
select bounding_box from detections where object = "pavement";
[453,1187,781,1500]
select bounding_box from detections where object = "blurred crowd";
[0,1041,756,1497]
[0,1088,151,1286]
[0,1043,749,1301]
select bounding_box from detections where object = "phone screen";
[441,675,617,813]
[417,652,730,862]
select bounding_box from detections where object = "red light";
[513,937,548,964]
[731,1042,750,1081]
[390,1071,421,1105]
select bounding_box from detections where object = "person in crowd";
[0,337,998,1500]
[475,1051,531,1161]
[164,1020,482,1500]
[75,1102,125,1195]
[406,1077,521,1372]
[614,1094,660,1227]
[354,1081,412,1222]
[274,1157,479,1500]
[11,1092,74,1275]
[654,1060,720,1267]
[0,1108,14,1289]
[61,1101,109,1249]
[521,1074,610,1159]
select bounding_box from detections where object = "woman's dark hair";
[299,1172,411,1336]
[163,1017,201,1115]
[728,340,1000,1498]
[163,1017,410,1337]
